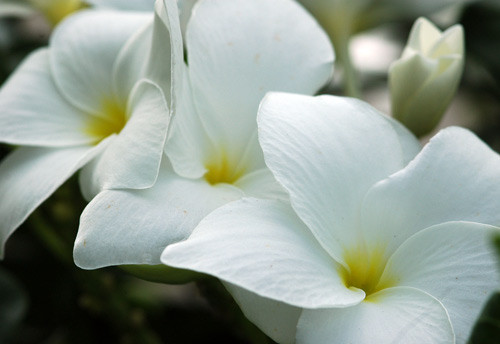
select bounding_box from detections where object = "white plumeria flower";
[0,1,184,257]
[389,17,464,137]
[162,93,500,343]
[73,0,334,271]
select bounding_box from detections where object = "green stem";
[335,34,361,98]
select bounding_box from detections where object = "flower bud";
[389,17,464,137]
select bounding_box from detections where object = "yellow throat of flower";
[204,152,246,185]
[30,0,88,26]
[341,244,392,298]
[84,99,127,143]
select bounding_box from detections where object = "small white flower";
[162,93,500,344]
[389,17,464,136]
[0,2,183,257]
[73,0,334,273]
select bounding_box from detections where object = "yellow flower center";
[204,151,246,185]
[340,244,392,298]
[84,99,127,143]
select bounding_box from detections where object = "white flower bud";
[389,17,464,136]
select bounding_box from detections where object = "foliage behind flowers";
[1,0,500,343]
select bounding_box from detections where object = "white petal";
[78,80,169,199]
[235,168,288,201]
[0,145,103,258]
[178,0,197,38]
[162,198,365,308]
[383,114,421,166]
[0,49,92,146]
[50,10,151,114]
[389,53,437,119]
[380,221,500,343]
[390,54,463,136]
[87,0,155,11]
[224,283,301,344]
[186,0,333,160]
[148,0,183,110]
[164,71,212,179]
[258,93,406,263]
[111,20,153,103]
[406,17,442,56]
[296,287,454,344]
[74,163,243,268]
[361,127,500,255]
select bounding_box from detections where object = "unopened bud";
[389,17,464,137]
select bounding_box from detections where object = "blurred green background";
[1,1,500,343]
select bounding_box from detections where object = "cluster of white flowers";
[0,0,498,343]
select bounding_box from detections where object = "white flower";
[389,17,464,136]
[0,2,184,257]
[162,93,500,343]
[73,0,334,271]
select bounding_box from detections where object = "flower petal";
[87,0,155,11]
[164,71,212,179]
[50,9,151,114]
[186,0,333,161]
[224,283,301,344]
[0,49,92,146]
[258,93,408,263]
[361,127,500,256]
[111,20,153,103]
[384,115,421,165]
[147,0,183,111]
[74,163,243,269]
[405,17,442,56]
[380,221,500,343]
[296,287,454,344]
[235,168,288,201]
[162,198,365,308]
[0,145,104,258]
[78,80,169,199]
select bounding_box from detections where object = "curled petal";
[162,198,364,309]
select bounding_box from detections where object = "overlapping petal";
[162,198,365,308]
[112,22,153,103]
[185,0,333,163]
[164,71,211,179]
[0,144,106,257]
[74,163,243,268]
[225,283,301,344]
[258,93,409,263]
[78,80,169,200]
[296,287,454,344]
[380,221,500,342]
[147,0,183,109]
[50,10,151,114]
[0,49,91,147]
[361,126,500,255]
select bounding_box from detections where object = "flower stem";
[335,34,361,98]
